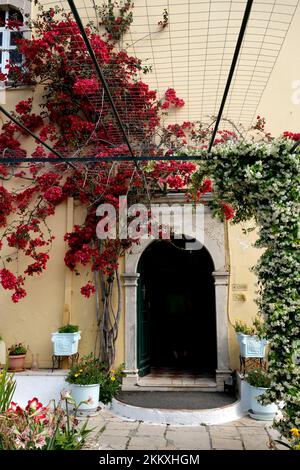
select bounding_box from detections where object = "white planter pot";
[51,332,81,356]
[0,340,6,365]
[70,383,100,411]
[237,334,268,358]
[248,384,278,420]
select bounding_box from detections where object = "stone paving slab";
[211,437,244,450]
[83,409,282,451]
[208,425,240,437]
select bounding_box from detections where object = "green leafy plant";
[58,324,79,334]
[246,369,271,388]
[0,370,16,412]
[234,319,255,335]
[99,364,125,404]
[8,343,27,356]
[234,316,267,339]
[47,393,93,450]
[66,354,105,385]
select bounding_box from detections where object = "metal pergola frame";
[0,0,298,164]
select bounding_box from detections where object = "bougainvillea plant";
[0,3,299,436]
[0,3,207,362]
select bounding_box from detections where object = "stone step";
[123,385,219,392]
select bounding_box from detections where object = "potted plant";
[8,343,27,371]
[234,317,268,358]
[51,324,81,356]
[245,368,278,420]
[66,354,105,412]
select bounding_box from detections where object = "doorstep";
[122,369,218,391]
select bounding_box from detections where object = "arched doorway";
[137,238,217,377]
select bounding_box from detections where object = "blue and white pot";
[51,331,81,356]
[237,333,268,358]
[248,385,278,420]
[70,383,100,412]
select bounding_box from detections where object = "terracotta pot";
[8,354,26,371]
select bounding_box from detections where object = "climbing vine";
[186,136,300,434]
[0,4,199,366]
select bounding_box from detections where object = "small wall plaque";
[232,283,248,291]
[233,293,247,302]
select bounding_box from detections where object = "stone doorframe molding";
[122,197,231,390]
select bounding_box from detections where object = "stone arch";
[122,201,230,390]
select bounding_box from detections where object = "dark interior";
[138,238,217,374]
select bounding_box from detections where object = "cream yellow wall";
[0,201,68,368]
[226,223,263,370]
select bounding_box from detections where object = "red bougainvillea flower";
[0,269,17,290]
[196,178,214,201]
[201,178,213,193]
[24,253,49,276]
[15,98,33,115]
[0,186,13,226]
[43,186,63,203]
[12,287,27,303]
[283,131,300,141]
[164,88,185,108]
[80,282,96,298]
[73,77,100,95]
[221,202,235,220]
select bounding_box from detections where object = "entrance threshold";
[123,367,217,392]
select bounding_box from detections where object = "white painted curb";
[108,397,246,425]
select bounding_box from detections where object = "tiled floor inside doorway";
[138,367,216,387]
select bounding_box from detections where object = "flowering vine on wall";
[185,136,300,435]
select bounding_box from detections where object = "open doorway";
[137,238,217,377]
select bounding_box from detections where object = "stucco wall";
[227,223,262,370]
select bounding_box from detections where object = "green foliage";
[99,364,125,404]
[188,138,300,435]
[234,316,267,338]
[234,319,255,335]
[8,343,27,355]
[50,418,91,450]
[246,369,271,388]
[0,370,16,412]
[58,324,79,334]
[66,354,105,385]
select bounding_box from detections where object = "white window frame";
[0,7,24,75]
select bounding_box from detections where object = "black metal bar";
[0,156,202,164]
[67,0,135,159]
[0,103,77,170]
[208,0,253,153]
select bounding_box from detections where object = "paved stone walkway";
[83,410,285,450]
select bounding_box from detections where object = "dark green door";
[137,259,151,377]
